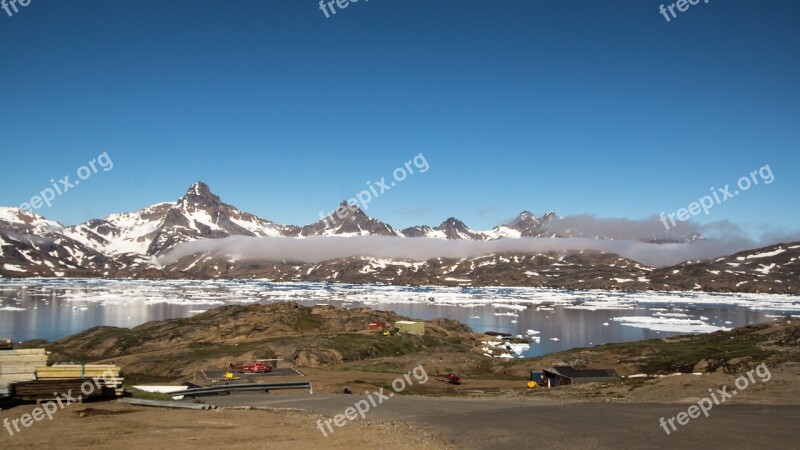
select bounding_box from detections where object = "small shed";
[395,320,425,335]
[543,366,619,387]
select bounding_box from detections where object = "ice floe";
[611,316,730,333]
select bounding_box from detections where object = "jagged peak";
[187,181,212,197]
[331,200,366,219]
[440,217,466,227]
[518,210,536,219]
[179,181,222,206]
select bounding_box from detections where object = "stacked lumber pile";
[0,348,49,397]
[15,364,125,400]
[14,379,119,401]
[36,364,122,381]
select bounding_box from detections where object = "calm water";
[0,279,797,358]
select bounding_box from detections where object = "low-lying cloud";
[160,224,800,268]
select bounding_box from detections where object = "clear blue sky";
[1,0,798,235]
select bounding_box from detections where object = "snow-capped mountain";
[402,217,486,240]
[0,207,63,235]
[489,211,558,237]
[401,211,579,240]
[63,182,301,259]
[485,211,558,239]
[301,201,403,237]
[402,210,676,241]
[0,207,123,276]
[1,182,797,295]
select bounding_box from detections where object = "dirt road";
[209,393,800,449]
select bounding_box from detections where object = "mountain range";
[0,182,797,294]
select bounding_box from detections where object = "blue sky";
[1,0,798,236]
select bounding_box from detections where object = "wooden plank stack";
[13,379,119,402]
[0,343,124,400]
[35,364,122,380]
[0,348,49,397]
[28,364,125,400]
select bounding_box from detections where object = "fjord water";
[0,279,796,358]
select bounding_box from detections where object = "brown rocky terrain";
[35,302,483,378]
[6,304,799,450]
[22,302,800,396]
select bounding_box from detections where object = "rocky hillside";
[40,302,481,377]
[29,302,800,387]
[151,242,800,294]
[532,320,800,376]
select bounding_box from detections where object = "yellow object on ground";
[527,381,538,389]
[36,364,121,378]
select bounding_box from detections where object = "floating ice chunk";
[612,316,730,333]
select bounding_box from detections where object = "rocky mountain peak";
[436,217,484,240]
[301,200,401,237]
[178,181,222,209]
[440,217,465,227]
[189,181,212,197]
[337,200,366,219]
[507,211,539,228]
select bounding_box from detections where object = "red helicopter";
[228,361,272,373]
